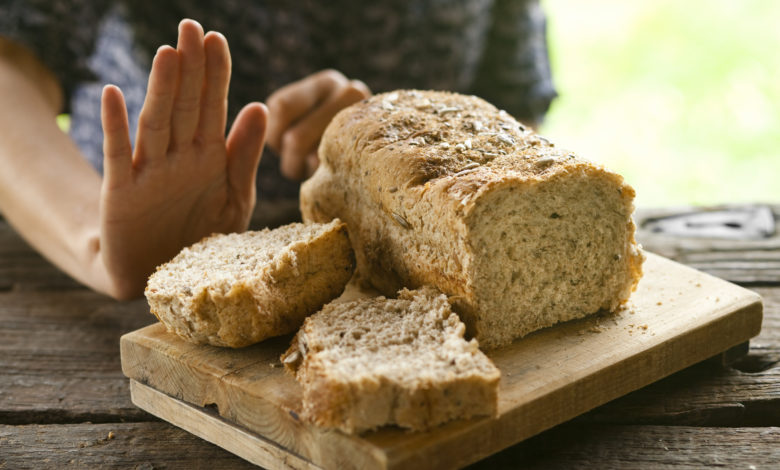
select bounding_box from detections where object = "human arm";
[0,20,267,299]
[0,36,112,293]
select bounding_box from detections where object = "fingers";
[171,19,206,149]
[266,69,370,151]
[266,70,346,152]
[266,70,370,180]
[135,45,179,165]
[101,85,132,186]
[198,31,231,142]
[226,103,268,202]
[280,79,369,180]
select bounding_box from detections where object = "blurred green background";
[540,0,780,207]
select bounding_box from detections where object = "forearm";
[0,51,118,298]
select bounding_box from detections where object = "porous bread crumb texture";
[282,286,500,434]
[145,219,355,348]
[301,89,644,349]
[465,172,643,346]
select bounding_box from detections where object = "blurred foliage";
[56,114,70,133]
[540,0,780,206]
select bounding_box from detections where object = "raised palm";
[99,20,267,299]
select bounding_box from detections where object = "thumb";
[226,102,268,201]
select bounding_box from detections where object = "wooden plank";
[747,287,780,346]
[467,423,780,469]
[121,327,389,470]
[3,422,777,470]
[635,205,780,285]
[573,285,780,427]
[0,219,83,292]
[0,290,155,423]
[130,380,318,470]
[0,422,257,469]
[128,381,780,470]
[576,356,780,427]
[120,253,763,470]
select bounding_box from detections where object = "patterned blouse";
[1,0,556,200]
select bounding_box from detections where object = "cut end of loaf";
[145,219,355,348]
[464,167,644,348]
[282,286,500,434]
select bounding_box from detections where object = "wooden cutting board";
[120,252,763,470]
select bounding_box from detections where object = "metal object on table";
[642,205,775,240]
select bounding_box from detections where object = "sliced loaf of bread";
[282,286,501,434]
[145,220,354,348]
[301,89,644,349]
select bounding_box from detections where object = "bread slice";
[282,286,501,434]
[145,220,354,348]
[301,90,644,349]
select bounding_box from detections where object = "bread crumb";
[145,220,355,348]
[656,301,663,306]
[286,286,499,433]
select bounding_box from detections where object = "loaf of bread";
[301,90,644,349]
[281,286,500,434]
[145,220,355,348]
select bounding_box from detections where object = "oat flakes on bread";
[301,89,644,349]
[282,286,500,434]
[145,219,355,348]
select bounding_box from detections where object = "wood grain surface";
[2,205,779,469]
[120,253,763,470]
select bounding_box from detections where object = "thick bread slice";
[301,90,644,349]
[145,220,354,348]
[282,286,501,434]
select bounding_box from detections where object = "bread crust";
[145,220,355,348]
[282,287,501,434]
[301,90,644,348]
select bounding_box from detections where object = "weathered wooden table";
[2,203,778,469]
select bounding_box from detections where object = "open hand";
[99,19,267,299]
[266,70,371,180]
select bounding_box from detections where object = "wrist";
[84,231,145,301]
